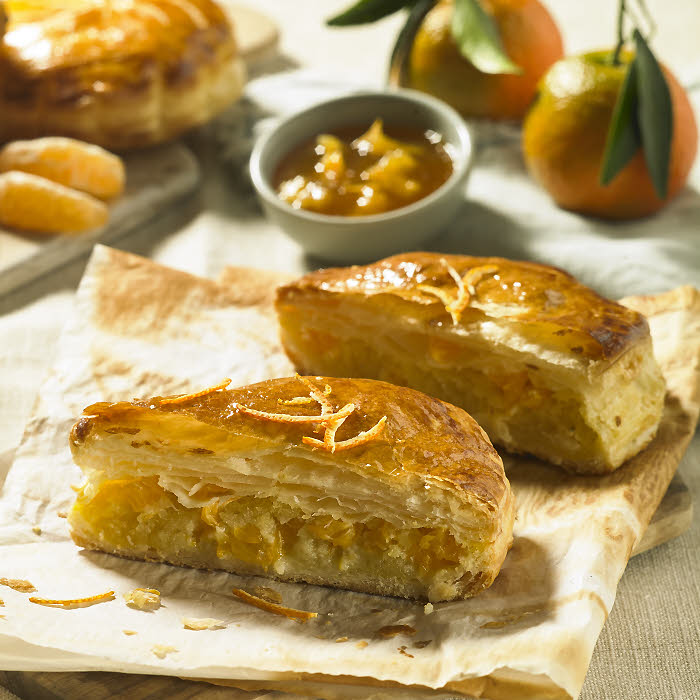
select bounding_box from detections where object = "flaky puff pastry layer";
[275,253,666,473]
[68,376,514,602]
[0,0,245,149]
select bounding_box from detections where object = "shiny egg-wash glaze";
[276,253,666,473]
[69,376,514,602]
[0,0,244,149]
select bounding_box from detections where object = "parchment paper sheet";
[0,245,698,700]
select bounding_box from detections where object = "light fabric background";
[1,0,699,698]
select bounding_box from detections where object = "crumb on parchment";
[183,617,226,631]
[57,511,68,519]
[0,578,36,593]
[123,630,137,636]
[376,625,416,639]
[32,526,42,536]
[151,644,177,659]
[423,602,434,615]
[356,640,368,649]
[124,588,161,611]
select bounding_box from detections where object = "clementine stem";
[612,0,626,65]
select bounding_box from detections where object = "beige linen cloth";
[0,245,698,700]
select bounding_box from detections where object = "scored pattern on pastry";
[275,253,666,473]
[417,259,498,324]
[233,375,387,453]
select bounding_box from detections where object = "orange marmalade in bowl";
[273,119,453,216]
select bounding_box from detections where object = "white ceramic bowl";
[249,89,473,263]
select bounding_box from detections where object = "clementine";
[522,50,698,219]
[405,0,564,121]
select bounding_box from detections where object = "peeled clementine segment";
[0,171,109,235]
[0,137,125,200]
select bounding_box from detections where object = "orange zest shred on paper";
[237,376,387,453]
[158,379,232,405]
[418,260,498,324]
[29,590,115,608]
[0,578,36,593]
[231,587,317,622]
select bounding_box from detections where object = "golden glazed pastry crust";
[69,376,515,602]
[275,253,666,473]
[0,0,245,149]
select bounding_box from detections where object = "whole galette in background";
[0,0,245,149]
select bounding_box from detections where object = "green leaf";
[633,28,673,199]
[451,0,522,75]
[600,58,642,186]
[327,0,413,26]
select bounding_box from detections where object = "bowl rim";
[249,87,473,225]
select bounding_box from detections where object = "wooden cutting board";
[0,474,691,700]
[0,144,200,297]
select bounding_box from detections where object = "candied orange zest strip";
[233,403,354,424]
[159,379,232,405]
[419,260,498,324]
[231,587,317,622]
[29,590,115,608]
[0,578,36,593]
[238,377,386,453]
[417,284,454,310]
[295,374,335,415]
[278,396,315,406]
[304,415,387,453]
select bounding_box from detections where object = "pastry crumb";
[124,588,161,611]
[0,578,36,593]
[335,636,349,643]
[376,625,416,639]
[356,640,369,649]
[398,645,415,659]
[57,511,68,519]
[423,602,434,615]
[151,644,177,659]
[0,599,4,606]
[32,526,42,536]
[413,640,432,649]
[122,629,137,636]
[252,586,282,604]
[183,617,226,631]
[370,608,383,614]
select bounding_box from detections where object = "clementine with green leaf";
[522,49,697,219]
[404,0,564,120]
